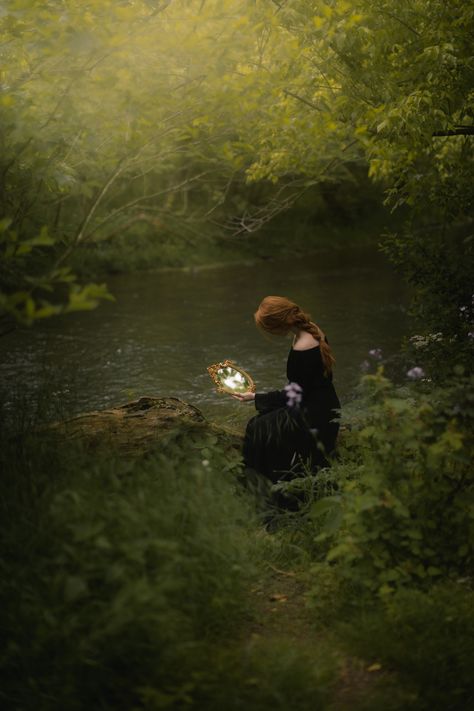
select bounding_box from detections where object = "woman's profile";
[233,295,341,487]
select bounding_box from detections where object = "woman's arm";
[233,389,287,413]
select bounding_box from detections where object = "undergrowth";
[0,418,334,710]
[1,368,473,710]
[271,368,474,711]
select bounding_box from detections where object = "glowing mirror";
[207,360,256,396]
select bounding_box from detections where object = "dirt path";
[243,564,385,709]
[247,565,313,644]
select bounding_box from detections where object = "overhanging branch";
[433,127,474,137]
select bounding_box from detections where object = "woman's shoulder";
[292,332,320,351]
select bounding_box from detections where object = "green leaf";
[0,217,13,233]
[310,496,341,519]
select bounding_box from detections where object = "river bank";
[68,207,401,279]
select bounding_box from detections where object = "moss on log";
[46,396,243,457]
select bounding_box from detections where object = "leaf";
[367,663,382,672]
[326,542,353,562]
[35,303,61,319]
[310,496,341,520]
[0,217,12,233]
[268,593,288,602]
[64,576,88,602]
[427,566,442,576]
[25,226,55,247]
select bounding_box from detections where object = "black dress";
[243,344,341,484]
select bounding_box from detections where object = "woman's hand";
[232,391,256,402]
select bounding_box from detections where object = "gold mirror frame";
[207,359,256,395]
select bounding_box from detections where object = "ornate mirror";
[207,360,256,396]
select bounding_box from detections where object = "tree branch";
[80,170,213,243]
[283,89,322,112]
[433,127,474,136]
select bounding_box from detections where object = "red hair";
[254,295,335,376]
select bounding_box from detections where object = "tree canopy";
[1,0,473,340]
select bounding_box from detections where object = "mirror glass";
[216,366,251,393]
[207,360,255,396]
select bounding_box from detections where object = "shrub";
[339,582,474,711]
[311,370,474,594]
[0,428,259,709]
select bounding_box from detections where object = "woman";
[234,295,341,484]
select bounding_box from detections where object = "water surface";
[1,247,410,426]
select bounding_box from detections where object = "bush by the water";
[301,369,474,595]
[0,426,259,709]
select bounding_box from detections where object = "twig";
[283,89,322,112]
[266,563,296,578]
[433,127,474,136]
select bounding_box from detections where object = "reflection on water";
[0,248,410,425]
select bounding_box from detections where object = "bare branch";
[377,10,421,37]
[433,127,474,136]
[222,139,360,238]
[283,89,322,112]
[81,170,213,242]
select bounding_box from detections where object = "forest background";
[1,1,473,710]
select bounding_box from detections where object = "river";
[1,247,411,427]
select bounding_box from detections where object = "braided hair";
[254,295,335,376]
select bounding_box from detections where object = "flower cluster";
[360,347,383,373]
[284,382,303,408]
[409,332,443,349]
[360,359,371,373]
[407,366,425,380]
[368,348,383,360]
[459,296,474,319]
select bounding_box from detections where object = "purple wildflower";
[468,331,474,340]
[407,366,425,380]
[360,359,371,373]
[369,348,383,360]
[284,382,303,408]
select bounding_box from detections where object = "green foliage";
[309,370,473,595]
[384,223,474,371]
[2,0,472,339]
[0,1,271,258]
[0,427,260,709]
[242,0,474,215]
[340,582,474,711]
[0,415,344,710]
[234,0,474,348]
[2,376,474,709]
[0,218,113,328]
[156,636,337,711]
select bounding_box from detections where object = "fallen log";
[46,395,243,457]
